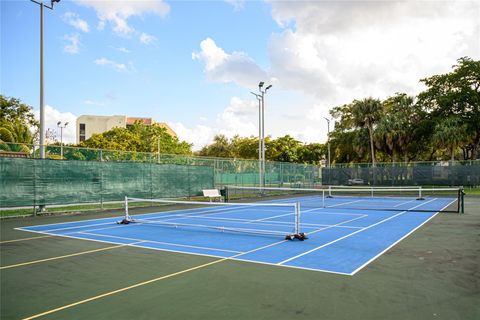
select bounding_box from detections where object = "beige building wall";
[77,115,126,143]
[76,115,177,143]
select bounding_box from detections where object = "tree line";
[1,57,478,164]
[330,57,479,163]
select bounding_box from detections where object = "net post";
[416,186,424,200]
[460,187,465,214]
[224,186,229,203]
[322,189,325,207]
[295,202,301,235]
[124,196,129,220]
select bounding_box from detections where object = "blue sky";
[1,0,479,149]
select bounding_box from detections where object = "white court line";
[12,207,368,276]
[16,203,291,234]
[349,199,456,275]
[77,232,243,254]
[277,198,437,265]
[15,201,289,233]
[393,199,418,208]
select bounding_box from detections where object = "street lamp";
[31,0,61,159]
[259,82,272,187]
[57,121,68,159]
[250,92,262,186]
[323,117,331,168]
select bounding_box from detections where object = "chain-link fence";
[322,161,480,187]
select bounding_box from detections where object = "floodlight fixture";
[250,91,261,99]
[57,121,61,126]
[259,81,264,88]
[265,84,272,91]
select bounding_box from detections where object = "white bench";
[203,189,222,202]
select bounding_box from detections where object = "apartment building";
[76,115,176,143]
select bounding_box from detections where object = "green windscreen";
[0,158,214,207]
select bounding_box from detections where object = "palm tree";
[0,120,33,152]
[375,94,419,162]
[350,98,383,166]
[432,117,468,161]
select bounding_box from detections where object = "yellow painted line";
[0,235,54,244]
[22,239,289,320]
[1,242,142,270]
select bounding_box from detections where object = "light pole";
[250,91,262,186]
[57,121,68,159]
[157,136,161,163]
[259,82,272,187]
[31,0,60,159]
[323,117,331,168]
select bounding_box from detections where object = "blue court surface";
[16,196,456,275]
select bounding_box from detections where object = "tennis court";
[1,189,478,320]
[14,187,462,275]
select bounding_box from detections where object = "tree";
[432,117,468,161]
[375,94,427,162]
[0,95,37,152]
[0,95,38,129]
[266,135,302,162]
[418,57,480,159]
[298,143,326,164]
[197,135,233,158]
[331,98,383,165]
[80,123,192,155]
[350,98,383,166]
[229,136,258,159]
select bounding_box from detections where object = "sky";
[1,0,479,150]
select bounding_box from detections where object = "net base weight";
[285,233,308,241]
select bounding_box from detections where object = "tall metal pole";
[60,126,63,158]
[57,121,68,159]
[324,117,331,168]
[258,83,272,188]
[261,91,265,187]
[250,92,262,186]
[39,3,45,158]
[157,136,160,163]
[32,0,59,159]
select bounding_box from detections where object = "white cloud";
[266,0,479,104]
[63,33,81,54]
[139,32,156,44]
[190,2,478,146]
[34,105,77,144]
[62,12,90,32]
[94,57,128,71]
[83,99,105,106]
[168,122,215,151]
[192,38,269,88]
[225,0,245,11]
[109,46,130,53]
[116,47,130,53]
[170,96,258,150]
[76,0,169,35]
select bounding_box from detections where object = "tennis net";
[119,197,307,240]
[224,185,464,213]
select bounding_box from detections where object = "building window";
[79,123,86,142]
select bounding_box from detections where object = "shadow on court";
[1,197,479,320]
